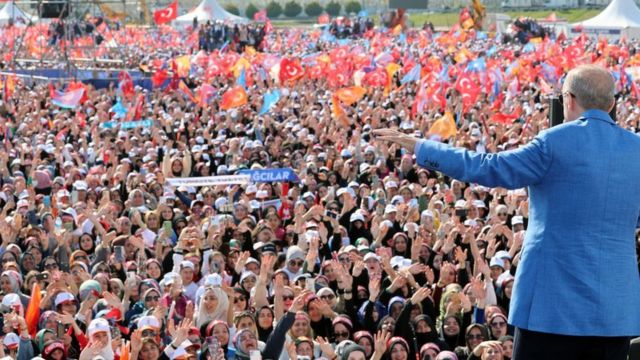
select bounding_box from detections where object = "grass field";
[409,8,601,27]
[271,8,602,28]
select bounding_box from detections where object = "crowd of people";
[197,21,268,53]
[326,17,375,39]
[0,11,636,360]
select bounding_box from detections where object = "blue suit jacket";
[414,109,640,336]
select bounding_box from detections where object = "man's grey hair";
[564,65,615,112]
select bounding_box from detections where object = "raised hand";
[368,276,381,301]
[410,286,432,305]
[454,246,468,265]
[316,336,336,359]
[373,129,419,153]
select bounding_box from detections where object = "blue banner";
[121,120,153,129]
[101,119,153,129]
[237,168,299,183]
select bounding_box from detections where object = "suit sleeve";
[413,135,552,190]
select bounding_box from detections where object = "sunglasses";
[498,213,507,216]
[338,257,350,263]
[44,263,58,269]
[320,295,335,300]
[289,260,303,267]
[282,295,294,301]
[491,321,507,327]
[145,295,160,302]
[141,330,157,337]
[334,332,349,338]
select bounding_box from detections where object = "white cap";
[3,333,19,349]
[495,250,512,260]
[180,260,195,270]
[490,256,505,269]
[54,292,76,306]
[363,253,380,262]
[350,212,365,223]
[454,200,467,209]
[472,200,486,208]
[385,181,398,189]
[1,293,21,308]
[512,216,524,225]
[384,205,397,214]
[203,273,222,287]
[390,256,412,269]
[137,315,161,330]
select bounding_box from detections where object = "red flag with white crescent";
[279,58,305,83]
[154,1,178,25]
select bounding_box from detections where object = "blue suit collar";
[579,109,615,125]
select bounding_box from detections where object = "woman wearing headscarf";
[453,324,490,360]
[0,270,29,308]
[233,302,296,360]
[79,318,114,360]
[255,305,274,343]
[41,340,67,360]
[353,331,374,358]
[126,287,162,323]
[34,329,56,355]
[201,320,231,358]
[194,286,229,327]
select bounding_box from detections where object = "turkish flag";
[254,9,267,22]
[154,1,178,25]
[363,68,388,87]
[151,69,168,88]
[279,58,304,84]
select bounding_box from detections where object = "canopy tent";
[571,0,640,38]
[0,1,37,25]
[173,0,248,26]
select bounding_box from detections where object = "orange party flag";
[335,86,366,105]
[220,86,248,110]
[429,111,457,140]
[25,282,41,337]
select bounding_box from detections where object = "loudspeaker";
[39,1,70,18]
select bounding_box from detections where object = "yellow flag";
[384,63,402,95]
[429,111,457,140]
[232,58,251,78]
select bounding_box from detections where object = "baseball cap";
[490,257,505,269]
[54,292,77,307]
[512,216,524,226]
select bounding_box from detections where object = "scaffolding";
[6,0,151,76]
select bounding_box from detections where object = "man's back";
[510,112,640,336]
[411,109,640,336]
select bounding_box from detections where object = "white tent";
[174,0,248,26]
[0,1,37,25]
[571,0,640,38]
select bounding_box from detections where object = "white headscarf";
[87,318,114,360]
[195,286,229,327]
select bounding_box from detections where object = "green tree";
[224,4,240,15]
[304,1,323,17]
[245,3,260,19]
[266,1,283,18]
[345,1,362,14]
[325,1,341,16]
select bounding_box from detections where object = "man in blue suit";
[374,65,640,359]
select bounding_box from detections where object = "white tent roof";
[0,2,37,25]
[174,0,248,25]
[573,0,640,29]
